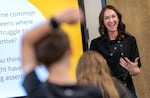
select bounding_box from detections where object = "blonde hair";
[76,51,119,98]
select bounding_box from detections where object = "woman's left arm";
[130,36,142,67]
[119,36,141,76]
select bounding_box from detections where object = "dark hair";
[99,5,128,39]
[34,29,70,67]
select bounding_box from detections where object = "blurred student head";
[76,50,119,98]
[34,29,71,69]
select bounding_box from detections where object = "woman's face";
[103,9,119,33]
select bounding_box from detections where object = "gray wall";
[83,0,102,47]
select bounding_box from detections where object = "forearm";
[21,8,83,75]
[22,7,83,47]
[22,20,52,45]
[22,19,54,75]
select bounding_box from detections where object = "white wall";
[84,0,102,47]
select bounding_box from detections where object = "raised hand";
[55,8,84,24]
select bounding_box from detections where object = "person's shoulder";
[75,84,102,98]
[45,82,102,98]
[123,34,137,44]
[76,83,98,89]
[23,70,41,90]
[126,34,136,40]
[91,36,105,43]
[75,84,99,92]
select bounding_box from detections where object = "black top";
[90,34,141,95]
[90,35,141,78]
[23,71,102,98]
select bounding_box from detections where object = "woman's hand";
[119,57,140,76]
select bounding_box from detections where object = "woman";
[76,50,132,98]
[21,8,102,98]
[90,5,141,98]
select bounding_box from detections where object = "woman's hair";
[99,5,128,40]
[34,29,70,67]
[76,51,119,98]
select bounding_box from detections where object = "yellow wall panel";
[29,0,83,80]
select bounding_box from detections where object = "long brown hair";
[76,51,119,98]
[99,5,128,40]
